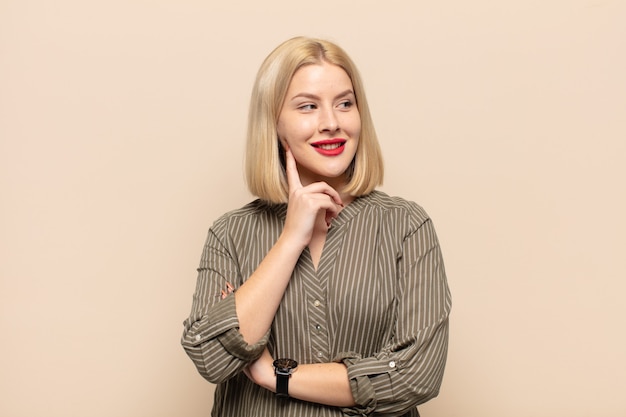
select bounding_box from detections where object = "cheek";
[276,121,292,149]
[279,119,313,144]
[276,119,286,140]
[345,113,361,137]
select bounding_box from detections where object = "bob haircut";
[244,36,384,203]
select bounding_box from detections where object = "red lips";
[311,138,347,156]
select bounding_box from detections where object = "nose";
[319,108,339,133]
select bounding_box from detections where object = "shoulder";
[359,190,431,229]
[210,199,285,233]
[221,199,280,218]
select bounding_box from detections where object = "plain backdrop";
[1,1,625,416]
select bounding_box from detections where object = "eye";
[298,103,317,111]
[338,100,354,109]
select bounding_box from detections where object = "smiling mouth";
[311,139,347,149]
[314,142,343,150]
[311,139,347,156]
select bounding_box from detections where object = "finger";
[304,181,344,208]
[326,186,344,208]
[285,149,303,192]
[325,204,341,225]
[301,192,341,227]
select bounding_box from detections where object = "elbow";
[195,364,232,385]
[406,363,446,407]
[413,384,441,406]
[181,340,240,385]
[181,320,269,385]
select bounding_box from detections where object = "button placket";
[308,295,329,362]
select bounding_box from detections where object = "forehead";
[287,62,353,93]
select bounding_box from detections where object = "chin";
[319,169,350,182]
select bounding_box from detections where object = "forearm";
[289,362,356,407]
[234,233,304,344]
[252,358,355,407]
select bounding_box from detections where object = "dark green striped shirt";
[182,190,451,416]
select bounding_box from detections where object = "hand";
[282,149,343,248]
[243,347,275,391]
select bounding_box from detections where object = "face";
[277,61,361,188]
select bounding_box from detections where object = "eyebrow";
[289,89,355,101]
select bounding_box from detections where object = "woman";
[182,36,451,416]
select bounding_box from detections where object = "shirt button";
[195,335,201,342]
[317,351,324,358]
[388,361,396,368]
[315,324,322,331]
[313,300,321,307]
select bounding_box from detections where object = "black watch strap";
[274,358,297,398]
[276,372,290,398]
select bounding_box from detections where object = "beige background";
[1,0,625,416]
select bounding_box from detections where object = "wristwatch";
[273,358,298,398]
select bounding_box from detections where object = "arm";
[245,348,356,407]
[337,217,452,415]
[180,221,269,384]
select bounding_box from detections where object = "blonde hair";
[245,36,384,203]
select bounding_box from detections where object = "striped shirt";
[181,190,451,416]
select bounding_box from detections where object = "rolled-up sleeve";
[181,218,269,383]
[336,217,451,416]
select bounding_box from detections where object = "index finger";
[285,148,303,192]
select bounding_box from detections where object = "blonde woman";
[182,37,451,416]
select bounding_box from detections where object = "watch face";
[273,358,298,372]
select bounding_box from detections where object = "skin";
[233,62,360,406]
[277,61,361,194]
